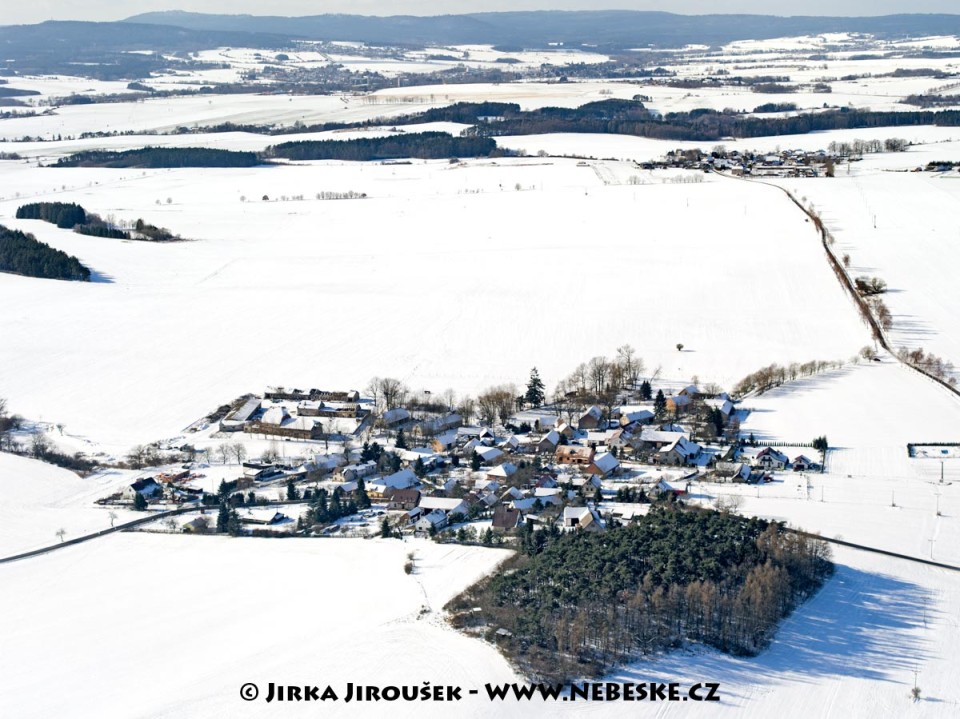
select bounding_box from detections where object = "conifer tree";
[654,389,667,418]
[525,367,546,407]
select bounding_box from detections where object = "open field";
[0,160,868,448]
[1,532,958,717]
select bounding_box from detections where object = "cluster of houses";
[219,388,374,440]
[118,381,823,537]
[658,147,832,177]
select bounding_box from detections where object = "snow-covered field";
[0,452,138,555]
[5,31,960,718]
[2,533,959,717]
[772,162,960,386]
[0,161,869,448]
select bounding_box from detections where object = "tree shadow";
[611,565,935,701]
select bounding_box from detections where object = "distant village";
[110,369,824,541]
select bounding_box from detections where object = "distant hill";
[0,21,294,80]
[123,10,960,49]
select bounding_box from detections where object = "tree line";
[448,506,832,683]
[16,202,181,242]
[267,132,498,162]
[54,146,260,168]
[0,225,90,281]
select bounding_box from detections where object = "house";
[431,430,458,453]
[555,422,575,439]
[659,436,702,466]
[241,510,290,526]
[474,478,499,493]
[382,408,411,427]
[509,411,560,432]
[793,455,816,472]
[619,409,654,426]
[705,397,735,418]
[366,469,418,498]
[665,394,692,413]
[181,517,210,534]
[500,486,524,502]
[415,510,449,533]
[555,445,595,466]
[491,506,523,531]
[587,451,620,477]
[457,426,495,443]
[537,430,561,454]
[473,446,504,464]
[755,447,789,471]
[678,384,701,398]
[219,396,262,432]
[562,506,600,530]
[577,406,603,430]
[638,428,687,450]
[122,478,161,501]
[340,461,377,482]
[418,496,469,517]
[657,479,686,496]
[386,487,421,511]
[487,462,517,482]
[500,435,521,452]
[533,488,564,506]
[715,461,751,482]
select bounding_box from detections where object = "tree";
[525,367,546,407]
[395,428,408,450]
[654,389,667,419]
[133,492,148,511]
[108,511,118,527]
[56,528,66,543]
[357,478,371,509]
[470,450,482,471]
[676,343,685,352]
[217,443,231,465]
[413,456,427,478]
[231,443,247,465]
[380,516,392,538]
[286,479,300,501]
[640,380,652,401]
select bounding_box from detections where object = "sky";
[8,0,960,25]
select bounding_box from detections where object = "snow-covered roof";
[592,451,620,474]
[487,462,517,478]
[418,496,467,513]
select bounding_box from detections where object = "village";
[108,371,825,542]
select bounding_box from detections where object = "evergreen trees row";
[16,202,87,228]
[449,506,832,682]
[267,132,498,162]
[0,225,91,281]
[55,146,260,168]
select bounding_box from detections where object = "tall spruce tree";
[525,367,546,407]
[654,389,667,418]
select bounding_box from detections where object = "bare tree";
[379,378,408,410]
[456,396,476,424]
[588,356,611,395]
[108,511,118,527]
[30,432,50,458]
[127,444,148,469]
[218,443,231,465]
[231,443,247,465]
[56,528,66,543]
[365,376,382,411]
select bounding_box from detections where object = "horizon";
[9,2,960,26]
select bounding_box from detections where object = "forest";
[54,146,260,168]
[267,132,498,161]
[448,506,832,682]
[16,202,180,241]
[0,225,91,281]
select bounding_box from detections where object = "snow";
[774,168,960,386]
[0,451,139,556]
[0,160,870,449]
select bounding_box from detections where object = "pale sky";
[8,0,960,26]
